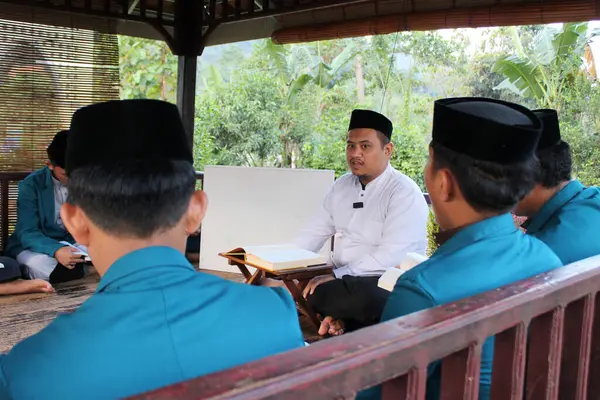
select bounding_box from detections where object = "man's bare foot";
[318,316,345,336]
[0,279,55,296]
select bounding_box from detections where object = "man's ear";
[438,169,457,203]
[185,191,208,235]
[61,203,91,246]
[384,142,394,158]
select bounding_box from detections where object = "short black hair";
[68,160,196,238]
[535,140,572,188]
[430,140,538,213]
[47,130,69,168]
[377,131,391,146]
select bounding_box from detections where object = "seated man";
[514,109,600,264]
[0,99,304,399]
[0,256,53,295]
[296,109,429,335]
[358,98,562,400]
[5,130,86,283]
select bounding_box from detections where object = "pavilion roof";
[0,0,596,49]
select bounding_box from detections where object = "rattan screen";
[0,17,119,253]
[0,18,120,172]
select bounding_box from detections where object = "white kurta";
[294,164,429,278]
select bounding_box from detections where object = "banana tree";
[492,23,597,110]
[260,39,357,167]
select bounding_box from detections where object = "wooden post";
[173,0,204,153]
[177,55,197,151]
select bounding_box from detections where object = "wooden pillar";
[177,55,197,151]
[173,0,204,153]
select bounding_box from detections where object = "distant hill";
[197,40,258,88]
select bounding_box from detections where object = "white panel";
[200,166,335,273]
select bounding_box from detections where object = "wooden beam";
[272,0,599,44]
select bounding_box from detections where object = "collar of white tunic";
[350,162,393,191]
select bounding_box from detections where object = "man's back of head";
[425,97,542,231]
[61,99,205,275]
[514,109,573,217]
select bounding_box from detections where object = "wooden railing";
[130,256,600,400]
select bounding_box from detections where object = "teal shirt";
[4,167,73,258]
[0,246,304,399]
[358,214,562,400]
[524,180,600,265]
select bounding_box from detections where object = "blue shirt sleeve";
[357,277,437,400]
[14,180,63,257]
[0,355,12,400]
[381,277,436,322]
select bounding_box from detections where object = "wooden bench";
[130,256,600,400]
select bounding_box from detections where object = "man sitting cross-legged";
[5,130,88,283]
[358,98,563,400]
[0,99,304,400]
[295,109,429,336]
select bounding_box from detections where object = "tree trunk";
[355,55,365,104]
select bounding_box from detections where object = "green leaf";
[330,43,357,73]
[492,55,545,100]
[554,22,588,59]
[287,73,313,106]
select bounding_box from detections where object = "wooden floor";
[0,268,321,354]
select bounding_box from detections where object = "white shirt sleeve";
[335,185,429,278]
[293,187,336,254]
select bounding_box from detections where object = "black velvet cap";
[533,109,561,151]
[432,97,542,164]
[66,99,193,174]
[47,130,69,168]
[348,109,393,140]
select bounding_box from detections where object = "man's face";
[48,164,68,185]
[346,129,392,181]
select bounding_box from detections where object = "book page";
[245,246,325,264]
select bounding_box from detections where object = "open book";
[60,241,91,262]
[378,253,428,292]
[223,244,326,272]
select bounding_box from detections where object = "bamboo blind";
[272,0,600,44]
[0,17,120,173]
[0,17,119,253]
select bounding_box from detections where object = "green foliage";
[117,24,600,192]
[426,208,439,257]
[118,36,177,102]
[195,68,283,167]
[492,23,594,109]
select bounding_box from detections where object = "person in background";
[0,99,304,400]
[5,130,86,283]
[0,256,53,295]
[295,109,429,336]
[514,109,600,264]
[358,98,562,400]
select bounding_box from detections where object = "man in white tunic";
[296,109,429,335]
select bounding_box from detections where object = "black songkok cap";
[66,99,193,175]
[348,109,393,140]
[432,97,542,164]
[47,130,69,168]
[533,109,561,151]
